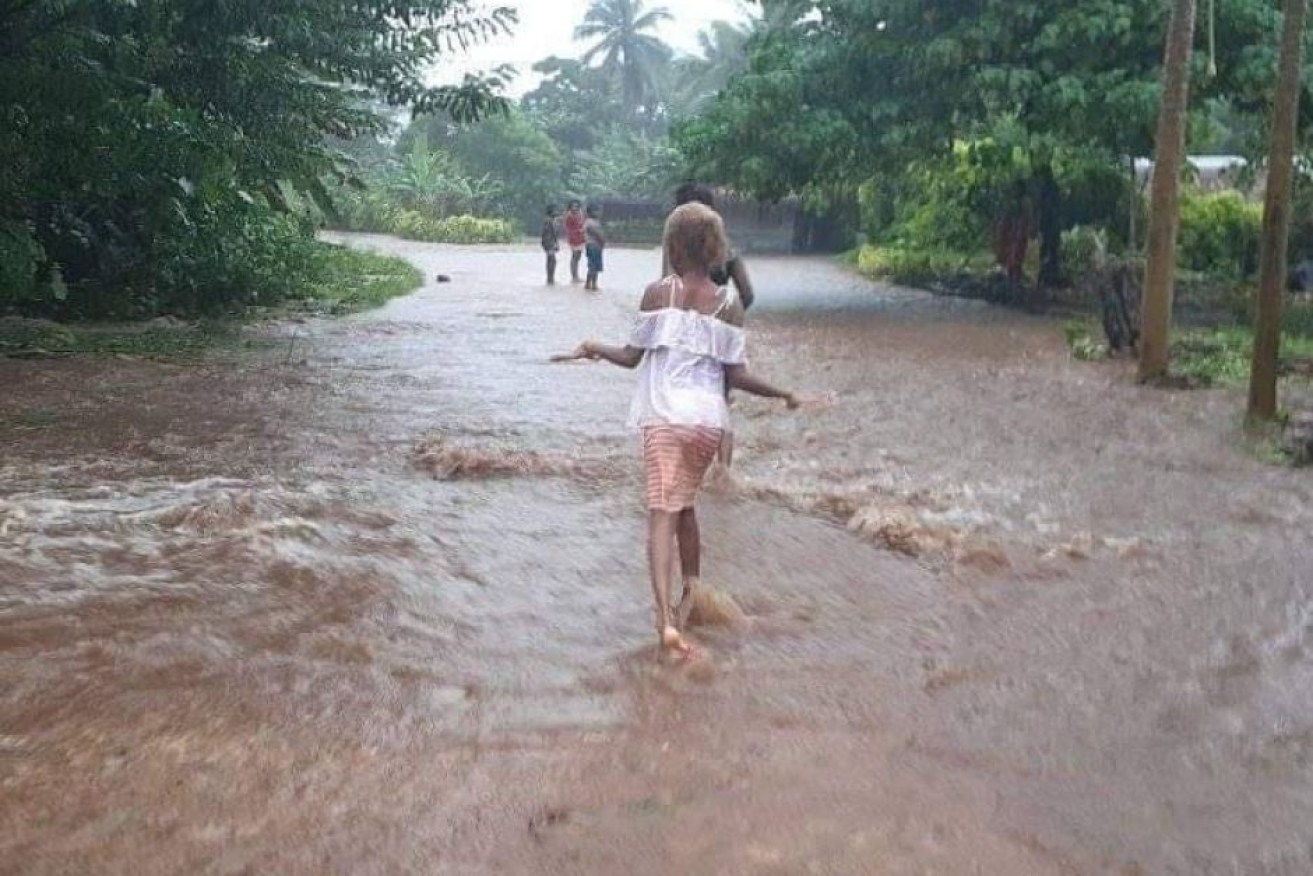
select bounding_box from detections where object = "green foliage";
[1177,190,1262,279]
[388,213,519,245]
[402,109,566,227]
[670,21,753,117]
[296,246,424,313]
[523,58,632,152]
[0,318,240,361]
[675,0,1288,271]
[1061,225,1110,282]
[1062,320,1111,360]
[0,244,420,358]
[1060,303,1313,385]
[1,0,513,318]
[574,0,674,112]
[1286,176,1313,264]
[388,135,505,217]
[872,148,993,253]
[855,245,984,287]
[570,128,685,200]
[0,221,45,306]
[1169,328,1266,385]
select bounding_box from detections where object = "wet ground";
[3,234,1312,874]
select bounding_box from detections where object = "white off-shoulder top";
[626,277,745,431]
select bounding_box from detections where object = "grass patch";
[854,244,994,286]
[0,409,59,431]
[0,243,422,358]
[1062,320,1109,361]
[1060,317,1313,387]
[0,317,242,361]
[1171,326,1313,386]
[293,243,423,314]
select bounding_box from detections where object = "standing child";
[541,204,560,285]
[563,199,586,283]
[554,203,802,658]
[584,204,605,291]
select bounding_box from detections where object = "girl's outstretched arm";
[554,341,642,369]
[725,363,798,408]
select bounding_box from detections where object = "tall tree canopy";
[573,0,675,111]
[675,0,1296,277]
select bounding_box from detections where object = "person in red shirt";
[563,199,587,283]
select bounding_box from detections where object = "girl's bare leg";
[675,507,700,626]
[648,509,690,655]
[716,431,735,467]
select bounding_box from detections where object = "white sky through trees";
[431,0,756,96]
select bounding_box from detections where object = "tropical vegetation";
[1,0,512,319]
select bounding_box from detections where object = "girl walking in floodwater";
[664,183,756,467]
[555,203,800,658]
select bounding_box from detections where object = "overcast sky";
[432,0,756,96]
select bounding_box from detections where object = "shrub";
[386,212,518,244]
[1177,190,1261,279]
[856,245,977,286]
[1062,320,1110,360]
[294,245,423,312]
[1061,225,1108,283]
[0,221,46,309]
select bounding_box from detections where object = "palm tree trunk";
[1138,0,1197,382]
[1248,0,1308,420]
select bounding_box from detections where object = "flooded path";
[3,234,1312,874]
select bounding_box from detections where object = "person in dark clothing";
[541,204,560,285]
[665,183,755,311]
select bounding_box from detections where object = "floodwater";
[3,234,1312,875]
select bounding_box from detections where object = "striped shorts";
[642,424,723,512]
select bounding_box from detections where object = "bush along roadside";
[385,212,518,245]
[327,187,519,244]
[1,242,423,360]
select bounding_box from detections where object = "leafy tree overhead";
[677,0,1297,278]
[522,57,632,151]
[0,0,513,316]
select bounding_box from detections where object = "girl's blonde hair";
[663,202,728,276]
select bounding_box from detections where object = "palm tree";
[672,20,752,115]
[573,0,674,110]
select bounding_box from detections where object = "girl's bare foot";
[660,625,694,659]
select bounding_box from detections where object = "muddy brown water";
[3,234,1312,874]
